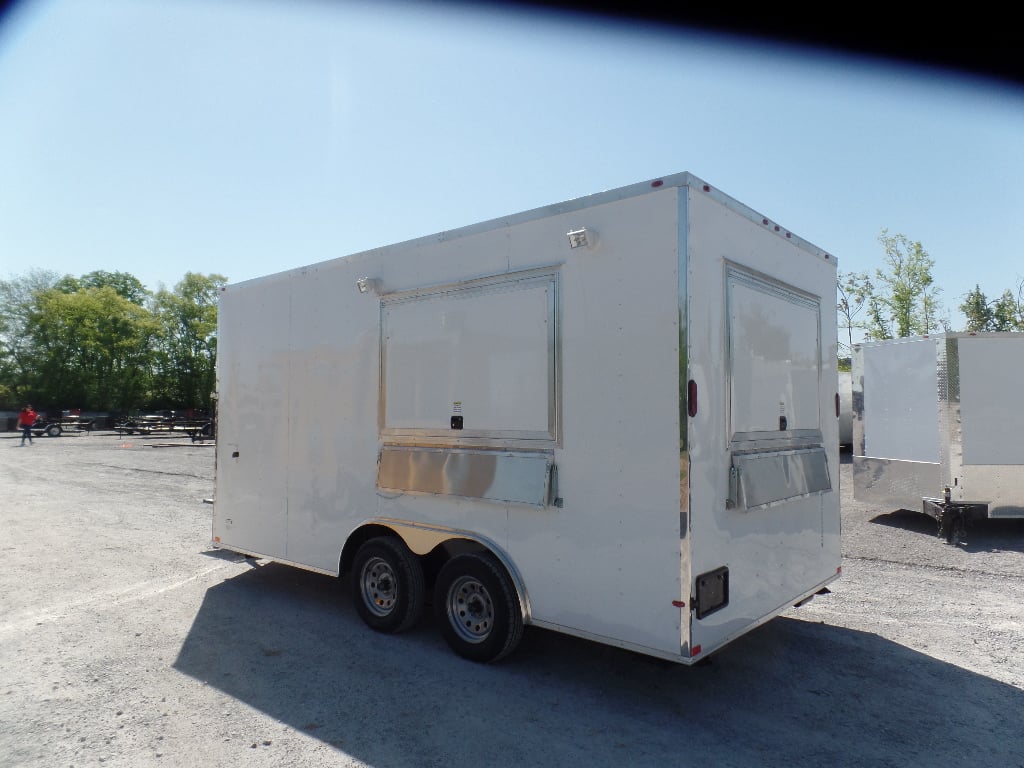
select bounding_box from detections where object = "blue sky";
[2,0,1023,335]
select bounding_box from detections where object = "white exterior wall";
[503,190,682,654]
[215,173,841,662]
[685,189,840,656]
[216,274,292,560]
[958,337,1024,466]
[216,186,684,655]
[862,336,939,463]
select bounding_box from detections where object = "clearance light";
[690,645,702,657]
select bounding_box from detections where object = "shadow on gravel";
[870,509,938,536]
[174,561,1024,768]
[870,510,1024,553]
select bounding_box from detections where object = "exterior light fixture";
[356,277,380,295]
[566,227,597,250]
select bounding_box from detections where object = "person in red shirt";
[17,404,37,446]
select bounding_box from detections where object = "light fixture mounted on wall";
[566,227,597,250]
[356,277,381,295]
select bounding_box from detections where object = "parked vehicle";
[30,410,93,437]
[852,333,1024,542]
[213,172,842,664]
[116,410,213,437]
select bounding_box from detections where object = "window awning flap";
[733,447,831,510]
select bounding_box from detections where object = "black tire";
[351,537,425,634]
[433,552,524,663]
[46,425,61,437]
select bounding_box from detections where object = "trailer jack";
[922,488,986,546]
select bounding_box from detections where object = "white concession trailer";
[213,172,842,664]
[852,333,1024,540]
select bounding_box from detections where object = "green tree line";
[838,229,1024,367]
[0,269,225,414]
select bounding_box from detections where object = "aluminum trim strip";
[377,446,553,507]
[851,456,941,510]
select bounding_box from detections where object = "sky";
[1,0,1023,338]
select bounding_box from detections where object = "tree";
[961,285,994,331]
[959,279,1024,332]
[0,269,62,404]
[837,270,872,358]
[80,270,151,305]
[993,280,1024,330]
[150,273,226,412]
[27,286,158,410]
[861,229,944,340]
[0,268,228,411]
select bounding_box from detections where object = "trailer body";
[30,415,93,437]
[852,333,1024,519]
[213,172,841,664]
[839,370,853,448]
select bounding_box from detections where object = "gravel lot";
[1,433,1023,767]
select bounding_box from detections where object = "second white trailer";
[213,172,842,664]
[852,333,1024,540]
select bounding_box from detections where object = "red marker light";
[687,380,698,417]
[672,600,686,608]
[690,645,702,657]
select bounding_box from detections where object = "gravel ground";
[1,433,1022,768]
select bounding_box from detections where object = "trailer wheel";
[434,552,524,663]
[46,425,62,437]
[352,537,425,634]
